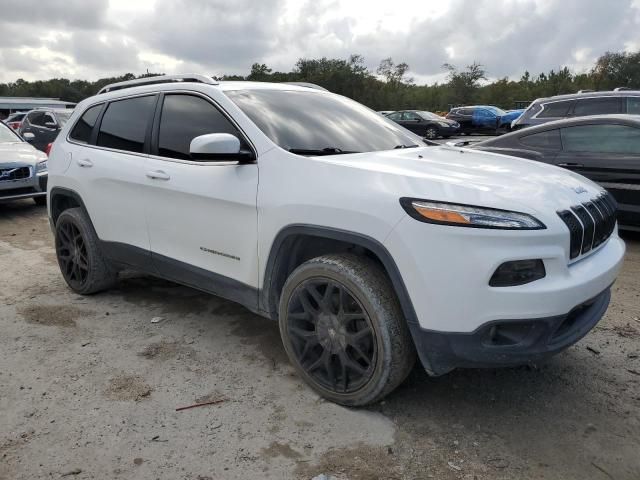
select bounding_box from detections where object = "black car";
[386,110,460,139]
[18,108,73,152]
[467,115,640,230]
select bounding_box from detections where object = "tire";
[55,207,117,294]
[278,253,416,406]
[424,126,439,140]
[33,196,46,206]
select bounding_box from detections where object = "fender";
[260,224,435,372]
[49,186,91,230]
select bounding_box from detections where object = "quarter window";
[70,104,102,144]
[538,101,573,118]
[561,124,640,154]
[157,94,244,160]
[520,129,561,149]
[572,97,621,116]
[627,97,640,114]
[97,95,156,153]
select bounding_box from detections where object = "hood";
[0,142,47,167]
[321,146,603,216]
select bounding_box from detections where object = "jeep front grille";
[557,192,617,260]
[0,166,31,181]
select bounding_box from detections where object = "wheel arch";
[261,225,419,327]
[49,187,91,228]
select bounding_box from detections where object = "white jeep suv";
[47,74,625,406]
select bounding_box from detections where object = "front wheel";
[424,126,439,140]
[278,254,416,406]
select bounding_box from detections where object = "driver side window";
[157,94,246,160]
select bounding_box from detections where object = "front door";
[143,92,259,306]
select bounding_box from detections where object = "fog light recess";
[489,259,545,287]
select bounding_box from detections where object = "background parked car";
[466,114,640,230]
[18,108,73,152]
[4,112,27,131]
[0,119,49,205]
[386,110,460,139]
[499,108,525,130]
[446,105,508,135]
[512,89,640,130]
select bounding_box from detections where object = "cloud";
[0,0,639,83]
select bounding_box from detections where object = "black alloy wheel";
[285,278,377,394]
[56,220,89,290]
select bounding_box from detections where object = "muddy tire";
[55,207,117,294]
[278,253,416,406]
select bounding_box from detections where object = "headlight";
[36,160,48,173]
[400,198,545,230]
[437,121,450,128]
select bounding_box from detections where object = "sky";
[1,0,640,85]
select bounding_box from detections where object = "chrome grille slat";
[558,192,617,261]
[0,166,31,182]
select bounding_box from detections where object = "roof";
[534,90,640,103]
[0,97,76,109]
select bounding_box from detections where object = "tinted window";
[157,94,244,160]
[97,96,155,153]
[573,97,621,116]
[70,104,102,144]
[561,124,640,154]
[627,97,640,114]
[226,89,422,154]
[538,100,573,118]
[402,112,420,121]
[520,129,561,149]
[28,111,47,127]
[387,112,402,121]
[458,108,473,116]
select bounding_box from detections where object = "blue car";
[446,106,524,134]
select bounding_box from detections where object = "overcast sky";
[1,0,639,84]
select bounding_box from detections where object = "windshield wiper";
[288,147,360,156]
[393,144,420,149]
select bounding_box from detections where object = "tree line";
[1,50,638,112]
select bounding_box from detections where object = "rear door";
[67,95,156,261]
[399,111,424,134]
[556,123,640,225]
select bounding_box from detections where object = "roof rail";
[97,74,218,95]
[613,87,631,91]
[282,82,328,91]
[577,89,595,94]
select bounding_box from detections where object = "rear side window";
[627,97,640,114]
[157,94,244,160]
[70,104,102,144]
[561,124,640,154]
[573,97,621,116]
[97,95,156,153]
[520,129,561,149]
[538,101,573,118]
[27,111,47,126]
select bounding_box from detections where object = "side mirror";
[23,132,35,141]
[44,122,58,129]
[189,133,254,162]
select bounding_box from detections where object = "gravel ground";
[1,200,639,480]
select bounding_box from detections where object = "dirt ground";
[1,200,639,480]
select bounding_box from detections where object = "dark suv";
[18,108,73,152]
[512,90,640,130]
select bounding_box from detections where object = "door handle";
[76,158,93,168]
[557,162,584,168]
[146,170,170,180]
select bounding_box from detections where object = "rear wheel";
[279,254,416,406]
[55,208,117,294]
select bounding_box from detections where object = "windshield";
[0,122,21,143]
[485,106,506,116]
[56,111,72,126]
[225,89,423,154]
[418,111,442,120]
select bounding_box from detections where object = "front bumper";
[438,124,460,136]
[0,169,47,202]
[411,288,611,375]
